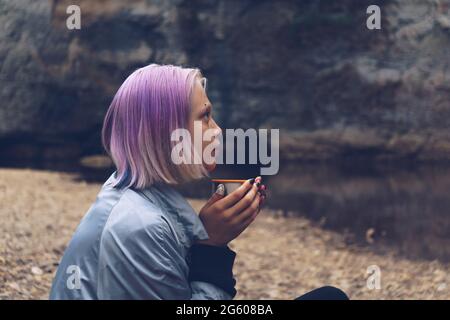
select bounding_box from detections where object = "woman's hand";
[197,177,264,247]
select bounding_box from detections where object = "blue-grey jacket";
[49,172,232,300]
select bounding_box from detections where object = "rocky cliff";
[1,0,450,163]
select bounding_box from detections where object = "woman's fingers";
[240,206,261,230]
[258,184,268,207]
[260,194,266,208]
[214,177,258,210]
[229,182,259,216]
[240,185,267,227]
[234,191,261,225]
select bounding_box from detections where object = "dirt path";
[1,168,449,299]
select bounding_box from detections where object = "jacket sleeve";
[188,243,237,299]
[97,216,235,300]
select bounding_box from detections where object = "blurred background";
[1,0,450,299]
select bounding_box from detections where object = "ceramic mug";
[211,179,248,196]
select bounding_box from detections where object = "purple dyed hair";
[102,64,209,189]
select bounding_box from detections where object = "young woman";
[49,64,347,300]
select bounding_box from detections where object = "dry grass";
[0,168,449,299]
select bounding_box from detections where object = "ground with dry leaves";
[1,168,449,299]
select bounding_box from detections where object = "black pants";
[295,286,349,300]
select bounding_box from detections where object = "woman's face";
[188,75,222,172]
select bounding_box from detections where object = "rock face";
[1,0,450,162]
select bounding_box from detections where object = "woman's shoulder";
[100,188,173,244]
[96,189,186,279]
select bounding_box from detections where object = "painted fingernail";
[260,184,266,190]
[215,184,225,196]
